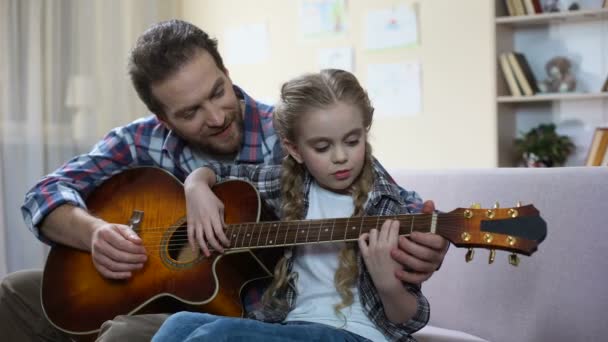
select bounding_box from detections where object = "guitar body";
[41,167,280,337]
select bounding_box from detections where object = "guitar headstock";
[436,202,547,265]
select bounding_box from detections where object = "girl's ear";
[283,139,303,164]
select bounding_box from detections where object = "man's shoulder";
[116,115,168,136]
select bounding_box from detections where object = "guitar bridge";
[128,210,144,233]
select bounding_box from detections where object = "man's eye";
[314,146,329,152]
[346,140,359,146]
[182,110,196,119]
[212,90,224,99]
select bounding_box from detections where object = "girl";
[152,69,429,341]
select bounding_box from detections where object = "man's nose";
[205,105,225,127]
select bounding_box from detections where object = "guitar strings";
[135,224,491,252]
[124,213,477,232]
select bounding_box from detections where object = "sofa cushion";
[390,167,608,342]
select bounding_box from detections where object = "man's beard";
[197,114,244,156]
[188,108,244,155]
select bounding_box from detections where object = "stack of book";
[499,51,539,97]
[504,0,543,16]
[586,128,608,166]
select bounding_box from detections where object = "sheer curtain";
[0,0,178,277]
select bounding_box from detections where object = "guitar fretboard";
[224,214,436,250]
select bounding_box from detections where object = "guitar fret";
[283,221,290,245]
[241,224,249,247]
[225,226,233,247]
[265,223,273,245]
[254,222,263,248]
[232,224,240,248]
[410,215,415,234]
[270,223,281,245]
[359,217,364,238]
[248,222,255,247]
[317,220,322,242]
[343,218,349,241]
[305,220,311,243]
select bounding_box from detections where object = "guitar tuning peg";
[470,203,481,209]
[488,249,496,264]
[465,248,474,263]
[493,202,500,209]
[516,201,522,207]
[509,253,520,266]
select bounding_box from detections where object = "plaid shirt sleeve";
[20,117,177,244]
[372,158,424,214]
[360,197,430,341]
[358,160,430,341]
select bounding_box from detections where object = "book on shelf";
[585,127,608,166]
[507,52,539,96]
[531,0,542,13]
[505,0,516,16]
[499,53,522,96]
[508,0,526,16]
[514,52,540,93]
[602,144,608,166]
[522,0,537,15]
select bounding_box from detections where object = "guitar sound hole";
[167,225,201,263]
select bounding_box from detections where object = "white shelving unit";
[494,0,608,166]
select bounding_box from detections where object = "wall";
[179,0,496,169]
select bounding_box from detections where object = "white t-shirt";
[284,181,387,342]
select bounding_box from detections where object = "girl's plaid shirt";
[206,158,429,341]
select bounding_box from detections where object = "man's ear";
[156,115,174,131]
[282,139,303,164]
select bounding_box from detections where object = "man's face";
[151,50,243,155]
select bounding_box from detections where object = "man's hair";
[128,19,226,117]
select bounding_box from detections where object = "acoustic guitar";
[41,167,547,338]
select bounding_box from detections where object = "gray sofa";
[390,167,608,342]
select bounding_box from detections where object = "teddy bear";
[538,56,576,93]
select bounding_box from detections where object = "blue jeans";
[152,312,372,342]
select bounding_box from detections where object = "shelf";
[497,92,608,103]
[496,8,608,27]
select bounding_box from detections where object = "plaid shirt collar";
[161,85,272,165]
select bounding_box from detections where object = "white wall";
[180,0,496,169]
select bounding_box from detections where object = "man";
[0,19,448,341]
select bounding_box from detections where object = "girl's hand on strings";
[358,219,403,293]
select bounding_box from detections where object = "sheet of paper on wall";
[365,4,419,50]
[299,0,347,37]
[317,47,354,72]
[366,62,421,117]
[223,23,270,66]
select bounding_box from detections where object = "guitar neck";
[224,213,438,250]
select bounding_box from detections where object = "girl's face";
[284,102,367,193]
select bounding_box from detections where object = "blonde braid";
[260,155,305,310]
[333,142,375,316]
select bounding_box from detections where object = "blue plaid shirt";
[21,86,282,244]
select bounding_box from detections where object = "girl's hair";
[261,69,375,316]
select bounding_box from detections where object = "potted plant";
[514,123,575,167]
